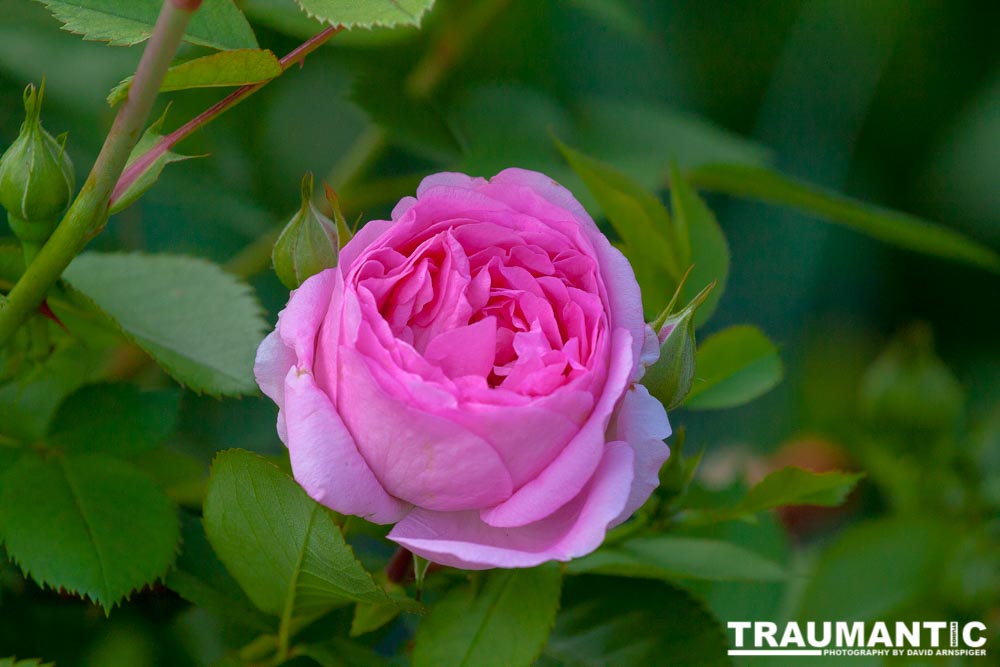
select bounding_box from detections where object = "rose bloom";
[255,169,670,569]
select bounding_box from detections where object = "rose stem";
[0,0,201,347]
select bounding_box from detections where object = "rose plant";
[1,1,998,665]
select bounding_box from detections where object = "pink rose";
[255,169,670,569]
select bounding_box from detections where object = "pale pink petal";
[340,219,396,269]
[254,330,295,407]
[490,168,595,231]
[282,367,410,524]
[388,441,634,569]
[416,172,489,197]
[277,270,337,369]
[338,348,514,512]
[479,328,633,528]
[608,384,671,526]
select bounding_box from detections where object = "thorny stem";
[111,24,344,207]
[0,0,201,347]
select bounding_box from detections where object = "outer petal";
[338,348,514,511]
[339,219,396,270]
[608,384,671,526]
[388,441,634,569]
[283,367,409,524]
[254,330,295,407]
[479,328,633,528]
[277,269,337,369]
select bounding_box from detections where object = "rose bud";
[271,173,349,290]
[0,81,75,259]
[255,169,671,569]
[643,277,715,410]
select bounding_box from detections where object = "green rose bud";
[0,81,75,252]
[272,173,350,290]
[643,274,715,410]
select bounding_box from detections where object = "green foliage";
[34,0,258,49]
[109,108,200,214]
[165,512,275,631]
[568,536,785,582]
[541,576,730,666]
[412,565,562,667]
[0,452,179,612]
[667,165,729,324]
[0,659,53,667]
[687,466,864,525]
[63,253,266,395]
[294,0,436,29]
[796,518,956,621]
[688,163,1000,273]
[107,48,283,106]
[202,450,410,623]
[47,382,180,455]
[684,324,783,410]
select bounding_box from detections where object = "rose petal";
[283,367,410,524]
[479,328,634,528]
[608,384,671,526]
[388,441,634,569]
[338,348,514,511]
[423,316,498,379]
[254,330,295,407]
[277,269,337,369]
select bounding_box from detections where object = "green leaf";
[293,0,435,29]
[165,513,274,631]
[684,324,783,410]
[412,565,562,667]
[541,576,729,666]
[47,382,180,456]
[557,141,683,313]
[0,659,54,667]
[668,165,729,325]
[63,253,266,396]
[796,518,955,621]
[110,108,201,214]
[35,0,258,49]
[688,163,1000,273]
[568,536,785,582]
[688,466,864,525]
[0,452,179,612]
[0,342,99,441]
[203,450,407,621]
[107,48,283,106]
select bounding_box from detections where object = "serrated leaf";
[47,382,180,455]
[568,536,785,582]
[63,253,266,396]
[203,450,412,623]
[688,163,1000,273]
[412,565,562,667]
[0,452,179,612]
[0,342,98,441]
[557,141,683,314]
[684,324,783,410]
[688,467,864,525]
[294,0,435,29]
[107,48,282,106]
[668,165,729,325]
[165,512,274,631]
[110,108,201,214]
[540,576,730,667]
[35,0,258,49]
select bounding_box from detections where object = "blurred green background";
[1,0,998,664]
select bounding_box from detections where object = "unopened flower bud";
[0,81,75,248]
[643,278,715,410]
[272,173,346,290]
